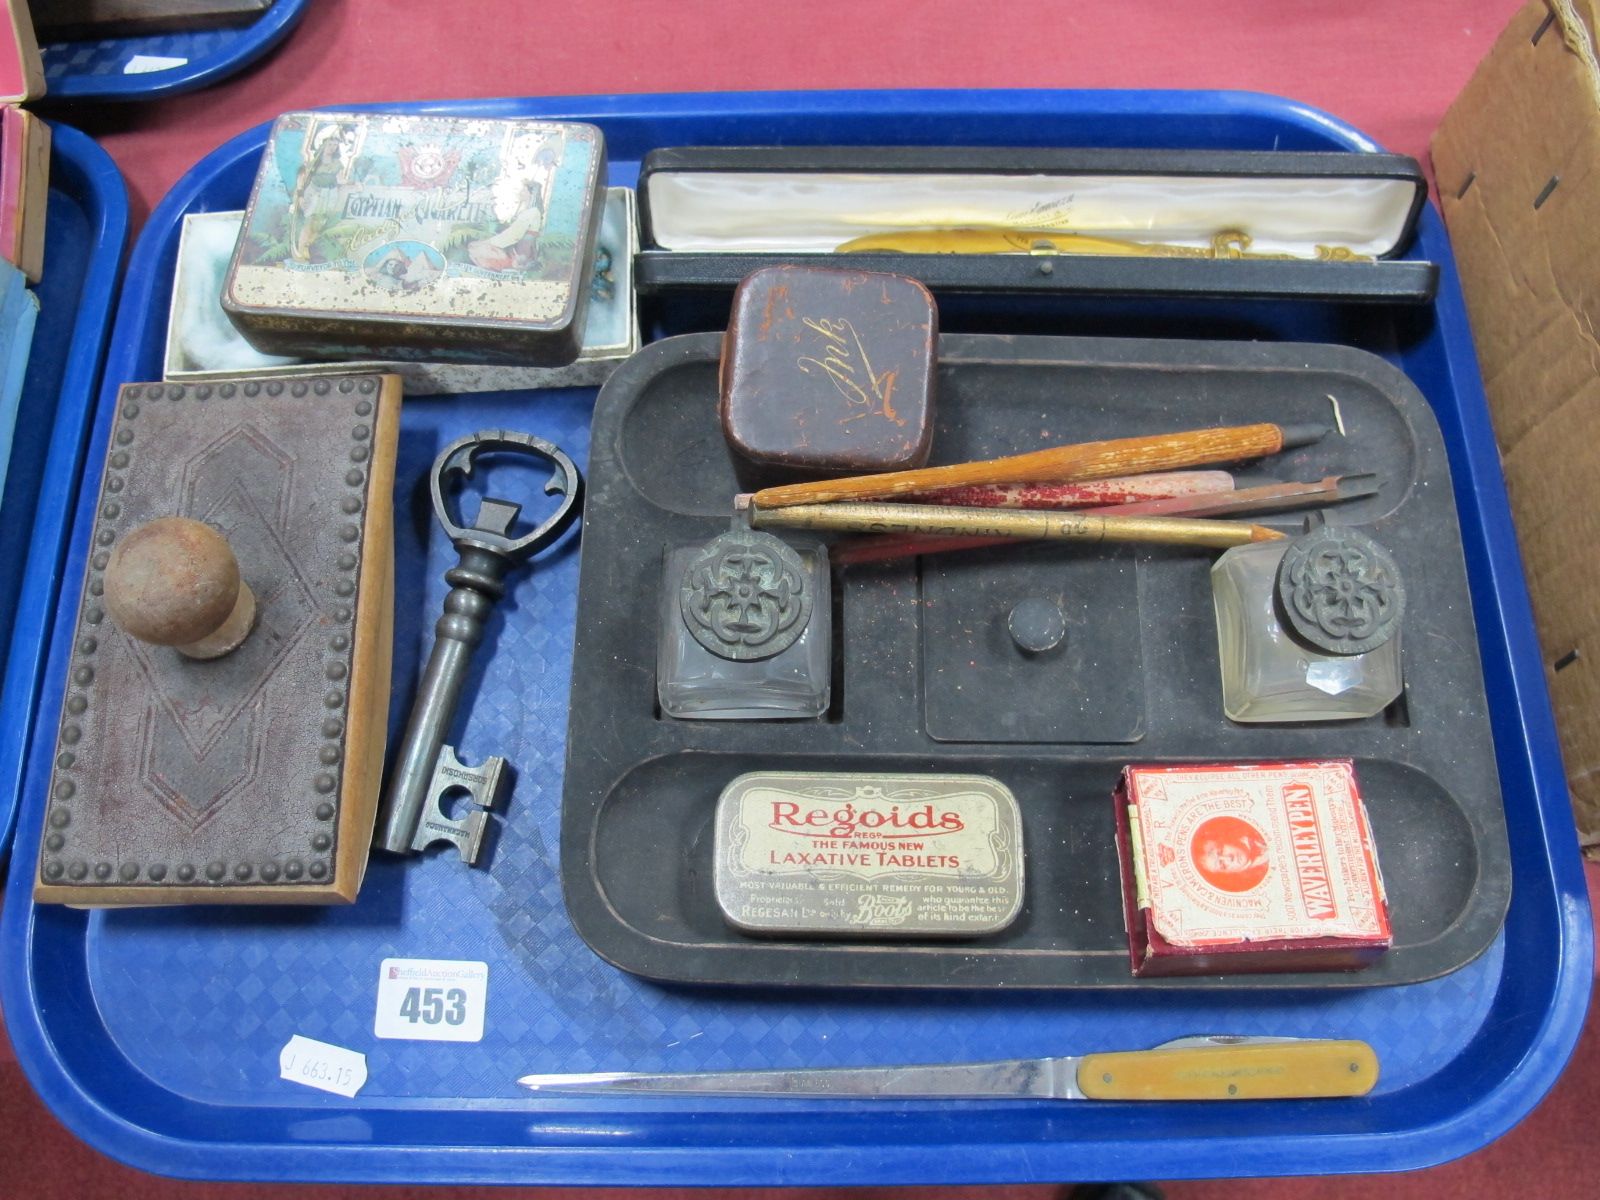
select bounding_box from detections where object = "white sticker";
[123,55,189,75]
[373,958,488,1042]
[279,1035,366,1098]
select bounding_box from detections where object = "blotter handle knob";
[103,517,257,660]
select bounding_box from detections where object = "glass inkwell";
[1211,520,1405,722]
[657,526,831,719]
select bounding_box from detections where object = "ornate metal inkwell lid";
[1275,524,1406,656]
[679,529,812,661]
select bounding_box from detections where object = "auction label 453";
[373,958,488,1042]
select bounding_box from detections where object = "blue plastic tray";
[0,124,128,857]
[0,91,1590,1187]
[39,0,309,101]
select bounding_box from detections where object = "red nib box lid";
[720,265,937,490]
[1114,759,1391,978]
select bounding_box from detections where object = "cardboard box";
[0,106,48,282]
[1433,0,1600,853]
[1114,760,1391,977]
[0,2,43,104]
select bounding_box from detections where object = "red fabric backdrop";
[53,0,1530,233]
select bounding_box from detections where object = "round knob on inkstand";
[1008,595,1067,656]
[103,517,257,660]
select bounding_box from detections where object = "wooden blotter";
[34,373,401,905]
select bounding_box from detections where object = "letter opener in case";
[519,1035,1378,1101]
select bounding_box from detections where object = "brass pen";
[742,498,1284,550]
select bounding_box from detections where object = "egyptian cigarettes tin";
[713,771,1024,938]
[1114,759,1391,977]
[168,189,638,395]
[223,111,607,365]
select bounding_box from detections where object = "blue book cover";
[0,255,39,500]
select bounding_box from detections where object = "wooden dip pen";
[748,421,1328,509]
[740,421,1332,554]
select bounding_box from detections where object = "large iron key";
[375,430,582,865]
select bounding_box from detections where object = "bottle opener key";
[375,430,582,865]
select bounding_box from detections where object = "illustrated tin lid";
[1274,525,1406,656]
[713,771,1025,939]
[223,111,607,363]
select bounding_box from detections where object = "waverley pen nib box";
[223,111,607,365]
[1114,759,1391,977]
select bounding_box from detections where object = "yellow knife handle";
[1076,1040,1378,1101]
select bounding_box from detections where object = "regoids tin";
[713,771,1024,938]
[223,111,607,365]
